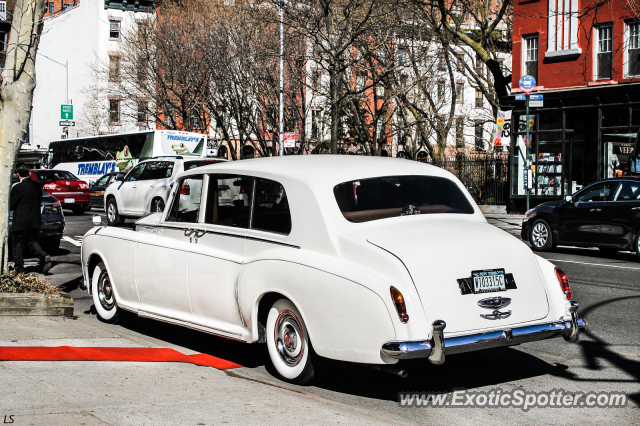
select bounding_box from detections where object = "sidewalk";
[483,213,524,238]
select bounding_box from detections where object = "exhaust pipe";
[365,363,409,378]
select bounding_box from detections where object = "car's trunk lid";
[367,219,550,334]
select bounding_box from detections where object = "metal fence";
[428,156,509,205]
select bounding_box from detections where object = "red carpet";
[0,346,242,369]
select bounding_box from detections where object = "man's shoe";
[39,256,52,274]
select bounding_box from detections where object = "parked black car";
[521,177,640,258]
[9,189,65,254]
[89,172,125,210]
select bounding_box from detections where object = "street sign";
[518,75,536,93]
[529,94,543,100]
[523,169,533,189]
[61,104,73,120]
[515,94,526,101]
[283,132,296,148]
[59,120,75,126]
[206,138,219,157]
[529,100,544,107]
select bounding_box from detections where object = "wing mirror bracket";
[92,215,107,227]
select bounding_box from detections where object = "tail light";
[43,183,58,190]
[390,286,409,323]
[79,182,89,189]
[180,182,190,195]
[555,267,572,300]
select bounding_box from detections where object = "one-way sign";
[59,120,75,126]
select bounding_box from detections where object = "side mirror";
[92,215,106,226]
[565,195,572,203]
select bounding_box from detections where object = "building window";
[437,50,445,71]
[437,80,445,102]
[455,82,464,104]
[48,2,54,14]
[190,115,201,130]
[110,20,121,39]
[627,22,640,77]
[376,120,384,141]
[63,3,70,10]
[0,32,6,52]
[596,25,612,80]
[456,117,464,147]
[474,120,484,150]
[109,100,120,124]
[355,72,365,92]
[475,89,483,107]
[524,36,538,82]
[137,101,147,124]
[311,109,322,139]
[108,56,121,82]
[398,46,406,64]
[311,69,321,92]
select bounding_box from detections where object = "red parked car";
[29,169,90,215]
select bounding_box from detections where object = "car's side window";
[252,178,291,235]
[612,182,640,201]
[96,175,110,186]
[204,174,253,229]
[165,175,204,223]
[576,183,615,202]
[141,161,174,180]
[125,164,146,182]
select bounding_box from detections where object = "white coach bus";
[48,130,209,183]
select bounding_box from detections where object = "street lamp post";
[278,1,286,157]
[38,53,69,104]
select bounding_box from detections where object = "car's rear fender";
[239,259,400,365]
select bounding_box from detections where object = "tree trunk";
[0,0,47,271]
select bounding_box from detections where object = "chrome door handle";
[480,310,512,320]
[150,184,155,188]
[632,207,640,210]
[590,208,601,212]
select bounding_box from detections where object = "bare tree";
[0,0,47,271]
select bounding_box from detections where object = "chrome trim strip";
[138,310,246,342]
[57,192,84,195]
[381,318,588,360]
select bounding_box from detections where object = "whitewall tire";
[92,261,122,324]
[265,299,329,385]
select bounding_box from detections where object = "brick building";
[504,0,640,211]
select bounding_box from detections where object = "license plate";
[64,198,75,204]
[472,269,506,294]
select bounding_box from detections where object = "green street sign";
[61,104,73,120]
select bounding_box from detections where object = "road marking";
[546,258,640,270]
[62,236,82,247]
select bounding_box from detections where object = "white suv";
[104,157,226,226]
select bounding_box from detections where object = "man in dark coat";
[10,164,51,274]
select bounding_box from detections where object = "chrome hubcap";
[531,223,548,247]
[107,203,116,223]
[97,272,115,310]
[274,310,304,366]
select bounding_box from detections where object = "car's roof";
[185,155,448,187]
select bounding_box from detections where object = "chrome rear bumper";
[381,301,588,363]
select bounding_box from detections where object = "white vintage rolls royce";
[81,156,587,384]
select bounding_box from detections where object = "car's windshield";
[36,170,77,181]
[334,175,474,223]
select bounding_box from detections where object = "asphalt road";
[4,210,639,425]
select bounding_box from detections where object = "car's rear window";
[184,160,224,171]
[333,175,474,223]
[37,171,77,181]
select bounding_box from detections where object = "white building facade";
[30,0,152,150]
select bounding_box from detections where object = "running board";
[137,310,247,342]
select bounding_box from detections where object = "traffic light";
[104,0,157,13]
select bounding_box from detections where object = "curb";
[0,292,74,317]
